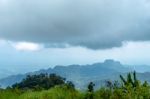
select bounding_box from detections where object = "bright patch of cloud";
[0,39,7,45]
[12,42,43,51]
[0,0,8,5]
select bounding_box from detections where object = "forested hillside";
[0,71,150,99]
[1,60,150,90]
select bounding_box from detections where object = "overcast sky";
[0,0,150,74]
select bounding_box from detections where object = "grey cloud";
[0,0,150,49]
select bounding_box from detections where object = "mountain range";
[1,59,150,90]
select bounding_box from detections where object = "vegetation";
[1,71,150,99]
[12,73,66,90]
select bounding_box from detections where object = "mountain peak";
[104,59,121,65]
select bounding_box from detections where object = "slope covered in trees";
[0,60,139,89]
[0,71,150,99]
[11,73,66,90]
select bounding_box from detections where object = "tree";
[120,71,139,88]
[86,82,95,99]
[105,80,113,89]
[88,82,95,92]
[143,81,148,87]
[66,81,75,89]
[12,73,66,90]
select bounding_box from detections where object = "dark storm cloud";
[0,0,150,49]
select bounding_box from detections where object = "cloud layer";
[0,0,150,49]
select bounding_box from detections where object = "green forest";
[0,71,150,99]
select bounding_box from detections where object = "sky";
[0,0,150,75]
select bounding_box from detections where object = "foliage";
[88,82,95,92]
[1,72,150,99]
[12,73,66,90]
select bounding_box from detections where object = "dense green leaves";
[1,72,150,99]
[12,73,66,90]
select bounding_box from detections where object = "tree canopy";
[12,73,66,90]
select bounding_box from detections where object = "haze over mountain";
[1,59,150,90]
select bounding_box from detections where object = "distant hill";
[1,59,150,90]
[0,69,16,79]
